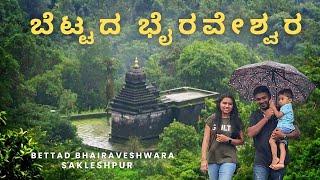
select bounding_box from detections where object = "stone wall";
[110,108,172,142]
[172,103,204,125]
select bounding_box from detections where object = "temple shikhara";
[109,58,218,142]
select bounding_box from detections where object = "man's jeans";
[253,165,285,180]
[208,163,236,180]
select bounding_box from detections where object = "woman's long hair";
[214,94,243,138]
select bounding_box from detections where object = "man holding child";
[247,86,300,179]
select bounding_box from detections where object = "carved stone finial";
[134,57,139,68]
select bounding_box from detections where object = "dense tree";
[58,89,77,115]
[4,34,62,80]
[145,54,179,90]
[0,0,27,40]
[76,44,114,110]
[177,40,237,92]
[0,48,22,110]
[26,69,63,107]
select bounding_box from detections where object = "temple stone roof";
[160,87,218,107]
[110,58,162,114]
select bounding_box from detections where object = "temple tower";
[109,58,171,141]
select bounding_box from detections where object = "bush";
[0,128,42,179]
[158,121,200,154]
[7,102,77,143]
[285,128,320,179]
[8,102,59,130]
[45,119,77,142]
[173,149,206,179]
[233,142,254,180]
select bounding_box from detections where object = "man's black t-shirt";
[249,109,289,167]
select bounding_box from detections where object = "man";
[247,86,300,179]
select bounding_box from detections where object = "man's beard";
[260,103,269,110]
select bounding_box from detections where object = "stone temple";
[109,58,218,142]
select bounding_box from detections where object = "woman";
[200,95,244,180]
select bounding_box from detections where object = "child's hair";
[278,89,294,99]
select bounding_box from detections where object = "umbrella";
[229,61,316,102]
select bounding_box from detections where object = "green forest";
[1,0,319,179]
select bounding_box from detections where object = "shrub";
[0,128,42,179]
[158,121,199,154]
[45,119,77,142]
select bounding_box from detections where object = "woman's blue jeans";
[208,163,236,180]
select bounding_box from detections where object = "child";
[268,89,295,169]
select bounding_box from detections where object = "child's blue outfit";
[277,103,295,144]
